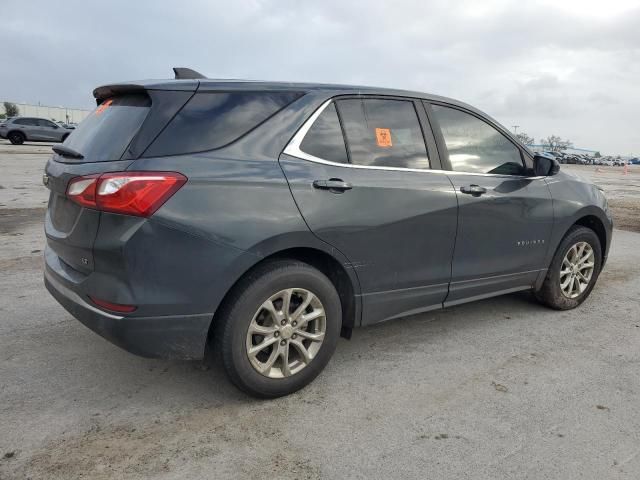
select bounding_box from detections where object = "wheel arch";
[573,214,607,257]
[7,129,26,140]
[206,246,361,350]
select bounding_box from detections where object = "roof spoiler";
[173,67,207,80]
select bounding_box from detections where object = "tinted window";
[145,91,303,157]
[336,98,429,169]
[38,119,58,128]
[14,118,37,126]
[63,94,151,161]
[300,102,348,163]
[431,105,524,175]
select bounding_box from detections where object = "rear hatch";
[44,87,194,276]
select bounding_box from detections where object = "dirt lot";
[561,163,640,233]
[1,141,639,480]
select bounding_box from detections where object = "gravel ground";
[1,141,639,479]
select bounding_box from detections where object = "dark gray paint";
[43,78,613,360]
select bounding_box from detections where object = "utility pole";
[512,125,520,134]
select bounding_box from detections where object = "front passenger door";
[428,103,554,305]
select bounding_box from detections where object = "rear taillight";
[66,171,187,217]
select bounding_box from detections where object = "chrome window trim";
[283,98,547,180]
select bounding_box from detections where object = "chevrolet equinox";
[44,68,612,397]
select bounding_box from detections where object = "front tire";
[536,226,602,310]
[8,131,25,145]
[216,259,341,398]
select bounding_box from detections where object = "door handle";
[460,184,487,196]
[313,179,353,192]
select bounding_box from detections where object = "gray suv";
[0,116,72,144]
[43,69,612,397]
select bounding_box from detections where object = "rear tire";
[8,131,25,145]
[215,259,341,398]
[535,226,602,310]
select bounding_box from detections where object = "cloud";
[1,0,638,154]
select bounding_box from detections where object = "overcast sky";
[2,0,638,155]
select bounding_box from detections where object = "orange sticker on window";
[375,128,392,147]
[95,99,113,115]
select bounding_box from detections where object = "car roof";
[93,78,478,112]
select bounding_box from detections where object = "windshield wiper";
[52,145,84,159]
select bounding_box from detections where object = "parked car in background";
[629,158,640,165]
[0,117,73,144]
[43,71,613,397]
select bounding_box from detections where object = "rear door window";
[14,118,38,126]
[144,91,303,157]
[299,102,348,164]
[63,94,151,162]
[336,98,430,170]
[431,104,525,175]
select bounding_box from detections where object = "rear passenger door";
[13,118,40,140]
[280,96,458,325]
[427,102,554,304]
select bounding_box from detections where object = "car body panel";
[444,173,554,304]
[543,170,613,267]
[280,152,458,325]
[42,78,613,360]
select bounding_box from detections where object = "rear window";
[143,91,303,157]
[63,94,150,162]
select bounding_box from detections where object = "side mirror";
[533,155,560,176]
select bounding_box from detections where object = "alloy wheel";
[559,241,595,299]
[246,288,326,378]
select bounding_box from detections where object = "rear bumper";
[44,264,212,360]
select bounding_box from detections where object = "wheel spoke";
[248,322,278,336]
[258,347,280,374]
[299,308,325,326]
[290,291,314,321]
[578,250,593,265]
[291,339,312,364]
[281,344,292,376]
[577,271,591,286]
[248,335,279,356]
[561,276,573,290]
[281,289,294,318]
[261,299,279,319]
[572,276,580,296]
[295,330,325,342]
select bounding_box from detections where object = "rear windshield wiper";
[52,145,84,159]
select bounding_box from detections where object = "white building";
[1,101,91,124]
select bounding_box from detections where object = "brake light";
[66,172,187,217]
